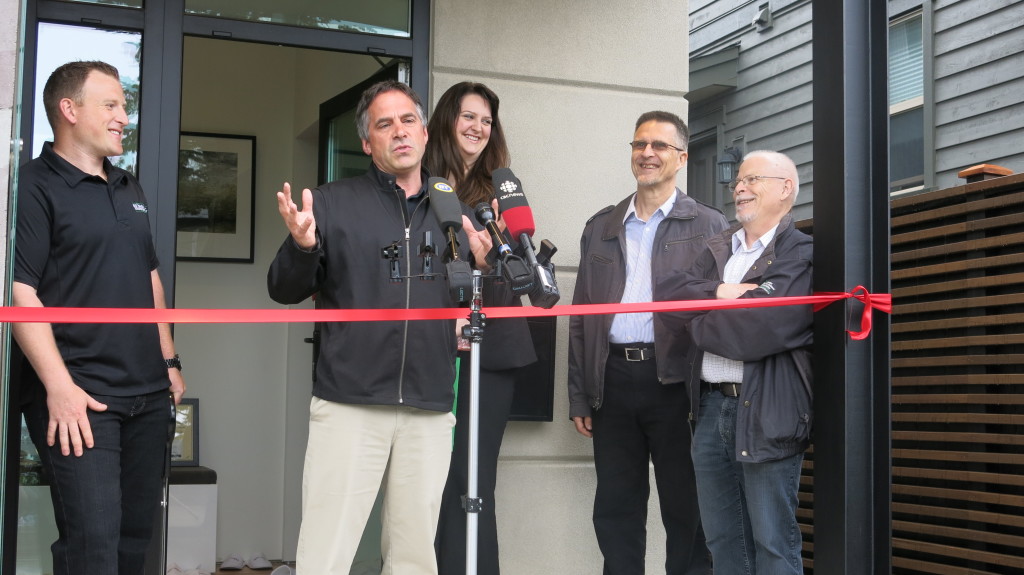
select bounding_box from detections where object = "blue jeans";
[24,387,174,575]
[692,390,804,575]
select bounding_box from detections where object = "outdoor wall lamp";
[717,147,744,184]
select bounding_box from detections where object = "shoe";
[248,553,274,570]
[270,567,293,575]
[166,564,184,575]
[220,554,246,570]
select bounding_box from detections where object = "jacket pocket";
[660,235,708,275]
[757,353,813,444]
[662,235,705,250]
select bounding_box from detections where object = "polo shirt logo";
[132,202,148,213]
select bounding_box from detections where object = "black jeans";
[24,386,174,575]
[591,355,710,575]
[435,355,517,575]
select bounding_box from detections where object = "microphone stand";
[462,269,485,575]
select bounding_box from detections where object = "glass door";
[15,21,148,575]
[318,60,405,185]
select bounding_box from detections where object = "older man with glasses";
[568,110,728,574]
[655,150,814,575]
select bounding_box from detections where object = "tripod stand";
[460,269,486,575]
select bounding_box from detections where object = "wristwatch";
[164,354,182,371]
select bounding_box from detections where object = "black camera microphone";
[474,202,534,295]
[474,202,513,257]
[491,168,560,308]
[428,177,463,258]
[427,177,473,302]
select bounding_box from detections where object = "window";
[888,12,924,191]
[57,0,143,7]
[32,23,142,174]
[185,0,411,37]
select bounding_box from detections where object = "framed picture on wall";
[171,398,199,466]
[176,132,256,262]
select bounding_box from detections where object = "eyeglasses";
[728,175,788,191]
[629,140,685,153]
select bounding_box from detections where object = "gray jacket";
[567,191,728,420]
[654,214,814,462]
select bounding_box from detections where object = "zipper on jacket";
[394,183,414,405]
[396,190,428,404]
[397,225,412,404]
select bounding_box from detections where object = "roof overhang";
[686,45,740,104]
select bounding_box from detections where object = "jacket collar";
[367,161,430,196]
[712,212,796,254]
[601,188,699,241]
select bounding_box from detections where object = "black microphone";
[428,176,463,254]
[474,202,513,258]
[474,202,533,294]
[490,169,561,308]
[427,177,472,302]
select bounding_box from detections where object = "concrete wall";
[431,0,690,572]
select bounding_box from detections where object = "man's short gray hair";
[744,150,800,202]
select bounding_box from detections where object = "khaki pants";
[297,399,455,575]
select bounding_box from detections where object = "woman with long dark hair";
[426,82,536,575]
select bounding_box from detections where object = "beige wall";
[431,0,690,572]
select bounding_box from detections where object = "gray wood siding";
[691,0,1024,220]
[932,0,1024,189]
[689,0,815,221]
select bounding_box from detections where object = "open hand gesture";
[276,182,317,250]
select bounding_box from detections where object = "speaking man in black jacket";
[268,81,492,575]
[568,111,727,575]
[655,150,813,575]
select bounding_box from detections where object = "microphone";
[474,202,512,258]
[474,202,533,294]
[490,168,561,308]
[428,177,464,241]
[427,177,472,302]
[492,168,534,238]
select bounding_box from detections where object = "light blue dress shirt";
[608,190,678,344]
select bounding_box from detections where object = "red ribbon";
[0,288,891,339]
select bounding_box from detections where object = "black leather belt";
[702,380,742,397]
[609,343,656,362]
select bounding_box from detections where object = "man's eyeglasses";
[629,140,685,153]
[728,175,788,191]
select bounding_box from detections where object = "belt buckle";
[624,347,649,361]
[722,382,740,397]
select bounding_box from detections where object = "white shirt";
[701,224,779,383]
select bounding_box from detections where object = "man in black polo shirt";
[13,61,185,575]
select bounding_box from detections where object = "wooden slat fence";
[796,172,1024,574]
